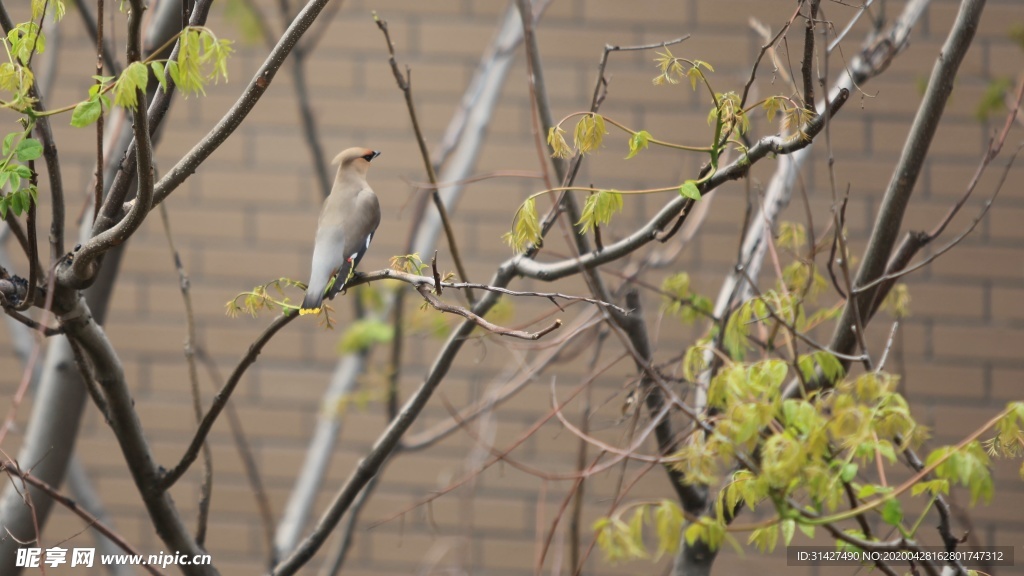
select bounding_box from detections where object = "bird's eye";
[362,153,374,161]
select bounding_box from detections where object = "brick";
[920,403,1001,443]
[933,325,1024,361]
[988,41,1024,78]
[930,245,1024,280]
[106,319,190,356]
[253,209,319,247]
[316,14,413,55]
[418,20,506,59]
[901,362,986,400]
[991,367,1024,401]
[987,204,1024,242]
[197,168,308,206]
[928,155,1024,201]
[991,286,1024,323]
[904,282,985,320]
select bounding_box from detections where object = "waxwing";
[299,147,381,315]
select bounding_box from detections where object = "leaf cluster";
[576,189,623,234]
[660,272,712,325]
[547,112,607,159]
[72,27,234,127]
[0,128,41,219]
[593,500,685,563]
[503,197,542,254]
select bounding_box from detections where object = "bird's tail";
[300,282,325,316]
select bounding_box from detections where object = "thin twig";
[161,312,298,491]
[158,204,212,546]
[415,283,560,340]
[194,348,277,568]
[375,13,477,305]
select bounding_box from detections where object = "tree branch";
[825,0,987,374]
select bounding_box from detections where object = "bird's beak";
[369,150,381,161]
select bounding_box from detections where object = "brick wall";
[2,0,1023,574]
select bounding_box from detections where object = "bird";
[299,147,382,316]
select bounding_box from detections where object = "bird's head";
[334,147,381,176]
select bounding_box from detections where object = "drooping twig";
[158,203,213,546]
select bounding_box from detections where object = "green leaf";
[151,61,169,92]
[0,195,7,219]
[10,189,24,216]
[881,498,903,526]
[547,125,572,159]
[781,519,796,546]
[167,60,181,86]
[504,197,542,253]
[762,95,782,123]
[2,132,16,157]
[749,524,777,552]
[840,462,858,483]
[856,483,890,499]
[679,180,701,200]
[653,500,682,559]
[573,113,607,155]
[14,138,42,162]
[71,99,103,128]
[626,130,651,159]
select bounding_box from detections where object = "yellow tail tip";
[299,307,320,316]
